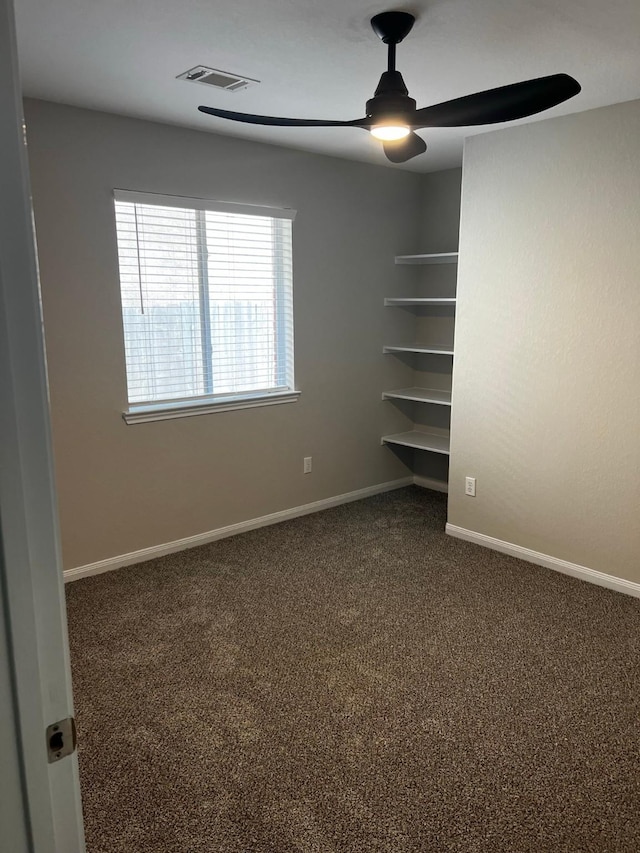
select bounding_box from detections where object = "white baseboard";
[64,477,414,583]
[446,523,640,599]
[413,475,448,493]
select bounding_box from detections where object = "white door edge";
[0,1,85,850]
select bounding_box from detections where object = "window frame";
[113,190,299,424]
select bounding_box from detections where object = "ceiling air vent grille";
[177,66,259,92]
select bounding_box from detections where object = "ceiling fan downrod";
[367,12,416,129]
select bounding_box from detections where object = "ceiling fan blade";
[412,74,581,128]
[383,132,427,163]
[198,106,368,128]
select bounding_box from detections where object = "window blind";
[113,191,295,409]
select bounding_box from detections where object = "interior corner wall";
[24,99,424,570]
[420,167,462,252]
[449,99,640,585]
[411,166,463,487]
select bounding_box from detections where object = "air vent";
[177,66,259,92]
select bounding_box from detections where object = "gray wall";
[25,99,423,570]
[449,99,640,584]
[412,168,462,488]
[421,168,462,253]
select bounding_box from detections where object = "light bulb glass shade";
[370,124,410,141]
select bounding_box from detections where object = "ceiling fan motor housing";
[366,70,416,123]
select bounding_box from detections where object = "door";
[0,0,85,850]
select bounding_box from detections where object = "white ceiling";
[15,0,640,173]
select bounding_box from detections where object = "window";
[113,190,297,423]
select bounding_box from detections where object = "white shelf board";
[384,297,456,306]
[395,252,458,265]
[382,430,451,454]
[382,387,452,406]
[383,344,455,356]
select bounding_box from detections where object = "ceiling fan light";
[370,124,410,141]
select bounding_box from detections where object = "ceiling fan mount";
[370,11,416,45]
[198,10,581,164]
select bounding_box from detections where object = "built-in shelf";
[384,297,456,307]
[383,344,454,356]
[395,252,458,265]
[382,247,458,479]
[382,430,450,455]
[382,387,452,406]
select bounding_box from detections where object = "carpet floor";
[65,486,640,853]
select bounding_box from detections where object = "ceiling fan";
[198,11,581,164]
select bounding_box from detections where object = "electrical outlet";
[465,476,476,497]
[303,456,312,474]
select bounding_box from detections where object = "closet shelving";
[382,430,451,454]
[384,298,455,306]
[381,251,458,457]
[394,252,458,265]
[383,344,454,356]
[382,387,452,405]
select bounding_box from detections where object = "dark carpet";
[65,487,640,853]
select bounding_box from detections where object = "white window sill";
[123,390,301,424]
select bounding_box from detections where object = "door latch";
[46,717,77,763]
